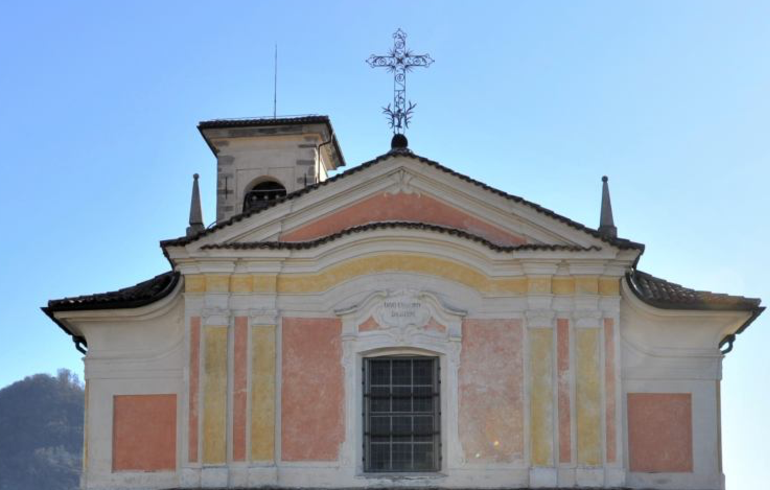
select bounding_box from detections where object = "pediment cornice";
[161,152,644,263]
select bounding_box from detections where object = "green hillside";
[0,370,83,490]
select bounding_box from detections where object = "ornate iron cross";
[367,29,434,134]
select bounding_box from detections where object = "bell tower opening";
[243,179,287,212]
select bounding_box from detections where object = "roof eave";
[197,124,219,156]
[45,272,180,313]
[718,306,766,354]
[41,307,87,354]
[626,271,761,312]
[196,116,346,168]
[44,271,181,354]
[625,271,764,355]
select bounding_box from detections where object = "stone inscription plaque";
[374,290,431,329]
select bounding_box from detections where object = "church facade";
[45,116,763,490]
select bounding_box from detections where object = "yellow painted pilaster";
[527,276,552,295]
[203,326,228,464]
[529,329,554,466]
[205,275,230,293]
[598,277,620,296]
[552,277,576,295]
[185,275,206,293]
[253,274,277,293]
[230,275,254,293]
[250,325,276,461]
[576,328,602,466]
[575,276,599,295]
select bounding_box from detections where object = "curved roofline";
[625,269,764,354]
[42,271,181,353]
[626,270,761,312]
[45,271,180,312]
[199,221,603,254]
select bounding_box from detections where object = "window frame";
[362,355,441,473]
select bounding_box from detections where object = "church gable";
[170,152,642,256]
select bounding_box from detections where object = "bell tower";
[198,115,345,223]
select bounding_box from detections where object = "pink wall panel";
[113,394,177,472]
[459,319,524,463]
[281,317,344,461]
[628,393,693,473]
[280,192,526,246]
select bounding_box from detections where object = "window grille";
[363,357,440,472]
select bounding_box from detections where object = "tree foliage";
[0,370,84,490]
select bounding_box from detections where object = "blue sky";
[1,0,768,485]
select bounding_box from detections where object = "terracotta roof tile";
[45,271,180,312]
[197,115,345,167]
[627,270,761,312]
[42,271,180,353]
[626,270,764,353]
[198,115,332,128]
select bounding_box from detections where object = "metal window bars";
[363,357,441,472]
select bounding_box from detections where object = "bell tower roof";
[197,115,345,168]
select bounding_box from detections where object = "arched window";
[243,180,287,212]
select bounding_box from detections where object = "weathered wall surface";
[250,325,276,462]
[628,393,693,472]
[281,317,344,462]
[459,319,524,463]
[576,327,601,467]
[529,327,554,467]
[202,325,227,465]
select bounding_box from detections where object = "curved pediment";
[199,221,601,256]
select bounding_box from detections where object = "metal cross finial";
[367,29,434,134]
